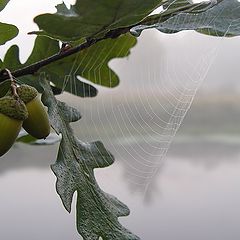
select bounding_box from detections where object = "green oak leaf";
[2,34,136,93]
[3,45,22,69]
[0,1,19,44]
[46,33,137,88]
[0,22,18,45]
[2,37,97,97]
[33,0,165,41]
[131,0,240,37]
[0,0,10,11]
[0,79,10,97]
[40,76,140,240]
[2,39,59,91]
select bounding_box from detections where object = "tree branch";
[0,27,130,83]
[0,38,95,82]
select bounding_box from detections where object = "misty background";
[0,1,240,240]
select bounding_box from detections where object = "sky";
[0,0,75,61]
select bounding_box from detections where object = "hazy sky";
[0,0,75,61]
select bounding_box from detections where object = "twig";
[4,68,19,98]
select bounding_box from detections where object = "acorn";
[0,96,28,157]
[17,85,50,139]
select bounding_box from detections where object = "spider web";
[47,0,233,199]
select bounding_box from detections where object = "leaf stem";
[4,68,19,98]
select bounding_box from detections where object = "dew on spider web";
[57,28,223,201]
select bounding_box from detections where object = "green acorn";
[0,96,28,157]
[17,85,50,139]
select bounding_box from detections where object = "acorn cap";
[0,96,28,120]
[17,85,38,104]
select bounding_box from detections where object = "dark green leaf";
[0,0,10,11]
[0,1,19,44]
[0,80,10,97]
[2,45,44,92]
[33,0,164,41]
[24,36,59,65]
[0,22,18,45]
[2,37,98,97]
[3,34,136,93]
[40,76,139,240]
[131,0,240,37]
[3,45,22,69]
